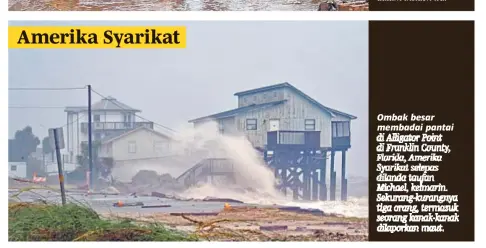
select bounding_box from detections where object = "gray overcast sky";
[9,21,368,177]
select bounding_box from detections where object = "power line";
[8,87,87,91]
[61,113,84,129]
[9,87,176,133]
[9,106,67,109]
[90,88,177,133]
[9,87,88,132]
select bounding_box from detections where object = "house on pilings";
[189,82,356,201]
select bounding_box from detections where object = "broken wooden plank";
[260,225,288,231]
[170,212,219,216]
[202,197,244,204]
[112,201,144,207]
[141,204,172,209]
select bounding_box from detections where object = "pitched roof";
[101,126,171,145]
[65,96,140,113]
[234,82,292,96]
[99,129,133,144]
[235,82,357,119]
[64,106,86,113]
[188,100,287,123]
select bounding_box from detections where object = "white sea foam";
[172,122,368,218]
[110,121,367,218]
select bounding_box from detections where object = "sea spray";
[110,121,368,218]
[173,122,368,218]
[173,121,283,200]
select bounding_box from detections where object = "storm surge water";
[167,122,368,218]
[173,122,281,200]
[110,121,367,218]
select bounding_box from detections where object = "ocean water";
[179,184,369,218]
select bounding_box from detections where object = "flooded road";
[9,188,368,218]
[9,189,369,241]
[9,189,245,214]
[9,0,322,11]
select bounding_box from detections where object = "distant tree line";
[8,126,50,176]
[8,126,42,161]
[9,125,114,184]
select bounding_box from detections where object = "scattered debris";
[88,192,118,196]
[323,221,350,226]
[337,0,369,11]
[202,197,244,204]
[259,225,288,231]
[170,212,219,216]
[132,170,159,185]
[141,205,172,209]
[99,186,120,194]
[104,206,369,241]
[151,191,193,201]
[278,206,301,211]
[130,171,185,194]
[112,201,144,208]
[224,203,232,211]
[151,191,168,198]
[318,0,369,11]
[277,206,325,216]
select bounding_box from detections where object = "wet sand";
[102,206,368,241]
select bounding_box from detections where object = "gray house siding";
[234,89,335,148]
[331,114,352,122]
[191,83,355,150]
[238,89,286,108]
[99,128,173,161]
[218,117,237,134]
[235,105,285,148]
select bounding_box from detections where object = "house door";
[269,119,280,131]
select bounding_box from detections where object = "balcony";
[331,121,351,150]
[81,122,154,133]
[267,130,321,151]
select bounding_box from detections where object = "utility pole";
[50,128,66,205]
[53,128,66,205]
[88,85,93,191]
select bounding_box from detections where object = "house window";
[124,114,133,128]
[246,119,257,130]
[124,114,132,123]
[10,165,17,171]
[305,119,316,131]
[94,133,101,141]
[94,114,100,122]
[128,141,137,153]
[154,141,170,153]
[343,122,350,136]
[273,91,277,98]
[332,121,350,137]
[218,121,224,134]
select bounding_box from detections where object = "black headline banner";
[369,21,474,241]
